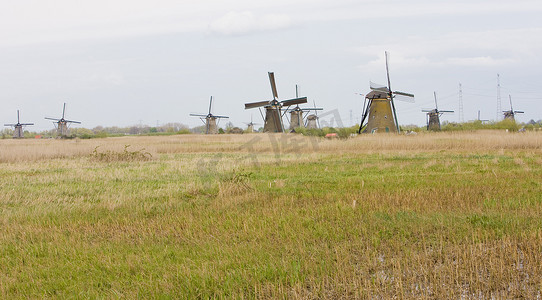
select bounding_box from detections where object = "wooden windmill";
[422,92,454,131]
[45,103,81,137]
[244,72,307,133]
[287,86,322,131]
[190,96,229,134]
[358,52,414,134]
[4,110,34,138]
[503,95,524,121]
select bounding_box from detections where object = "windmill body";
[289,108,303,130]
[45,103,81,138]
[306,115,318,129]
[363,91,398,133]
[426,110,441,131]
[206,116,218,134]
[358,52,414,134]
[190,96,229,134]
[263,103,284,133]
[4,110,34,138]
[245,72,307,133]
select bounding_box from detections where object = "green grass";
[1,147,542,298]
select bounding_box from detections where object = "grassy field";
[1,131,541,298]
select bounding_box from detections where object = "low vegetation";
[1,132,541,298]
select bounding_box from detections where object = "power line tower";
[458,83,464,123]
[496,74,502,121]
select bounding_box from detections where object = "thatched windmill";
[45,103,81,137]
[190,96,229,134]
[503,95,524,121]
[422,92,454,131]
[286,86,322,131]
[4,110,34,138]
[358,52,414,134]
[244,72,307,133]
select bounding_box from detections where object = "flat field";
[1,131,541,298]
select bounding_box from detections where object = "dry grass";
[1,131,541,163]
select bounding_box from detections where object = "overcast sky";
[1,0,542,131]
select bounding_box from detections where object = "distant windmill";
[503,95,524,121]
[4,110,34,138]
[287,85,322,131]
[422,92,454,131]
[190,96,229,134]
[244,72,307,133]
[305,101,323,129]
[244,115,260,133]
[358,52,414,134]
[45,103,81,137]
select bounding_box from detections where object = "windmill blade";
[245,100,269,109]
[509,95,514,111]
[281,97,307,107]
[439,110,455,113]
[45,117,61,121]
[268,72,278,100]
[208,96,213,115]
[313,100,321,128]
[4,124,16,126]
[301,108,323,111]
[190,113,208,117]
[17,110,20,123]
[64,120,81,124]
[393,91,415,98]
[214,115,229,119]
[433,91,439,111]
[20,123,34,126]
[393,93,415,103]
[385,51,401,133]
[421,110,433,112]
[62,103,66,119]
[514,111,524,114]
[370,81,389,92]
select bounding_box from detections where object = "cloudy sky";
[1,0,542,131]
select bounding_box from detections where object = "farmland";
[1,131,542,298]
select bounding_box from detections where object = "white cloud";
[355,27,542,70]
[208,11,292,35]
[1,0,542,46]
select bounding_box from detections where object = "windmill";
[4,110,34,138]
[286,85,322,131]
[305,101,323,129]
[358,52,414,134]
[45,103,81,137]
[244,115,260,133]
[190,96,229,134]
[503,95,524,121]
[244,72,307,133]
[422,92,454,131]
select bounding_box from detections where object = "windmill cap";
[366,91,389,99]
